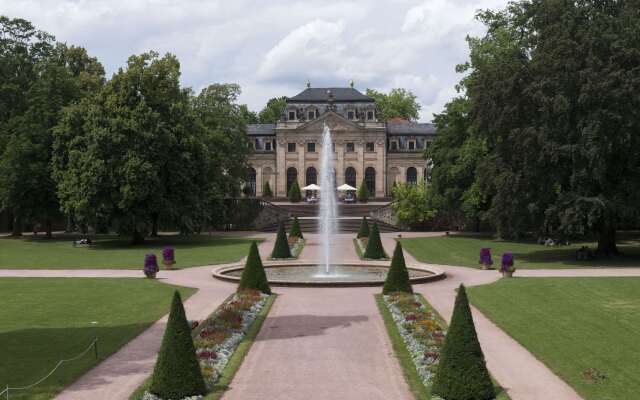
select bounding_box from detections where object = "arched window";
[365,167,376,195]
[306,167,317,186]
[287,167,297,193]
[407,167,417,185]
[345,167,357,188]
[247,167,257,196]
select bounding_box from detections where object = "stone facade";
[246,87,435,199]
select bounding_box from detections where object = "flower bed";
[140,289,270,400]
[382,292,447,393]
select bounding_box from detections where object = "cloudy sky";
[1,0,508,121]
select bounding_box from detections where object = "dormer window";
[367,110,375,121]
[288,110,296,121]
[347,110,355,120]
[308,110,315,120]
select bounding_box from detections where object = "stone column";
[336,140,344,186]
[297,139,306,186]
[276,138,286,197]
[256,166,263,197]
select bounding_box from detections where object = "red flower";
[405,314,417,321]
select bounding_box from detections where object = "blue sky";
[1,0,508,121]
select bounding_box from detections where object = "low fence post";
[94,338,98,360]
[6,386,9,400]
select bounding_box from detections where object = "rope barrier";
[0,338,98,399]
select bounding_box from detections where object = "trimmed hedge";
[271,222,292,259]
[288,180,302,202]
[289,216,303,239]
[364,223,385,259]
[150,291,206,398]
[382,241,413,294]
[263,181,273,198]
[432,284,495,400]
[238,241,271,294]
[357,180,369,202]
[357,216,370,238]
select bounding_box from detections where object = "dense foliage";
[271,222,292,259]
[288,180,302,203]
[427,1,640,253]
[392,182,436,228]
[238,241,271,294]
[432,284,494,399]
[365,88,421,121]
[364,223,385,259]
[382,242,413,294]
[150,291,207,398]
[258,96,287,123]
[357,216,370,238]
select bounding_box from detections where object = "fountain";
[212,126,444,286]
[318,124,338,275]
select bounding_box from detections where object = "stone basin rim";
[212,261,446,287]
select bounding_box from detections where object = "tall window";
[408,141,416,150]
[347,110,355,120]
[407,167,417,185]
[367,110,374,120]
[288,143,296,152]
[247,167,257,196]
[366,142,375,152]
[345,167,357,188]
[287,167,297,193]
[308,110,315,120]
[288,110,296,120]
[365,167,376,195]
[346,142,355,152]
[307,142,316,152]
[306,167,317,185]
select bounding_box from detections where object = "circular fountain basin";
[213,262,445,287]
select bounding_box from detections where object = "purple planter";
[501,252,515,273]
[479,248,493,269]
[144,253,159,278]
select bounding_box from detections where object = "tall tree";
[365,88,420,121]
[258,96,287,123]
[53,52,208,243]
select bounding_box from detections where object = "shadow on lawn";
[0,322,159,400]
[257,314,369,341]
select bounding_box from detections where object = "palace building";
[246,86,436,199]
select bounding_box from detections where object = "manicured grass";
[375,294,509,400]
[400,233,640,269]
[130,294,277,400]
[0,278,196,400]
[467,278,640,400]
[0,234,260,269]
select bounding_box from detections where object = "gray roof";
[247,123,276,135]
[288,87,375,103]
[386,121,437,135]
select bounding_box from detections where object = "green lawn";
[400,234,640,269]
[467,277,640,400]
[0,234,259,269]
[0,278,195,399]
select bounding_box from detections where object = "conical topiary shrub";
[364,222,386,259]
[382,241,413,294]
[289,216,304,239]
[238,241,271,294]
[432,284,495,400]
[357,180,369,202]
[271,222,292,259]
[288,180,302,202]
[357,216,370,238]
[150,291,206,398]
[263,181,273,198]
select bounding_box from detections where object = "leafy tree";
[364,223,385,259]
[271,222,291,259]
[262,181,273,198]
[288,180,302,203]
[238,241,271,294]
[357,180,369,202]
[382,241,413,294]
[289,216,303,239]
[357,216,370,238]
[258,96,287,123]
[365,88,420,121]
[239,104,258,124]
[150,291,207,398]
[432,284,494,399]
[427,96,487,231]
[392,182,436,228]
[53,52,209,243]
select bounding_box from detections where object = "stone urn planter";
[501,270,514,278]
[143,253,159,278]
[500,252,515,278]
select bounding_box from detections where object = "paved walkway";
[4,230,640,399]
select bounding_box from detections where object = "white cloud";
[0,0,509,121]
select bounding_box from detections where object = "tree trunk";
[150,213,159,237]
[131,229,145,245]
[474,217,481,233]
[45,218,53,238]
[11,214,22,237]
[597,225,619,256]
